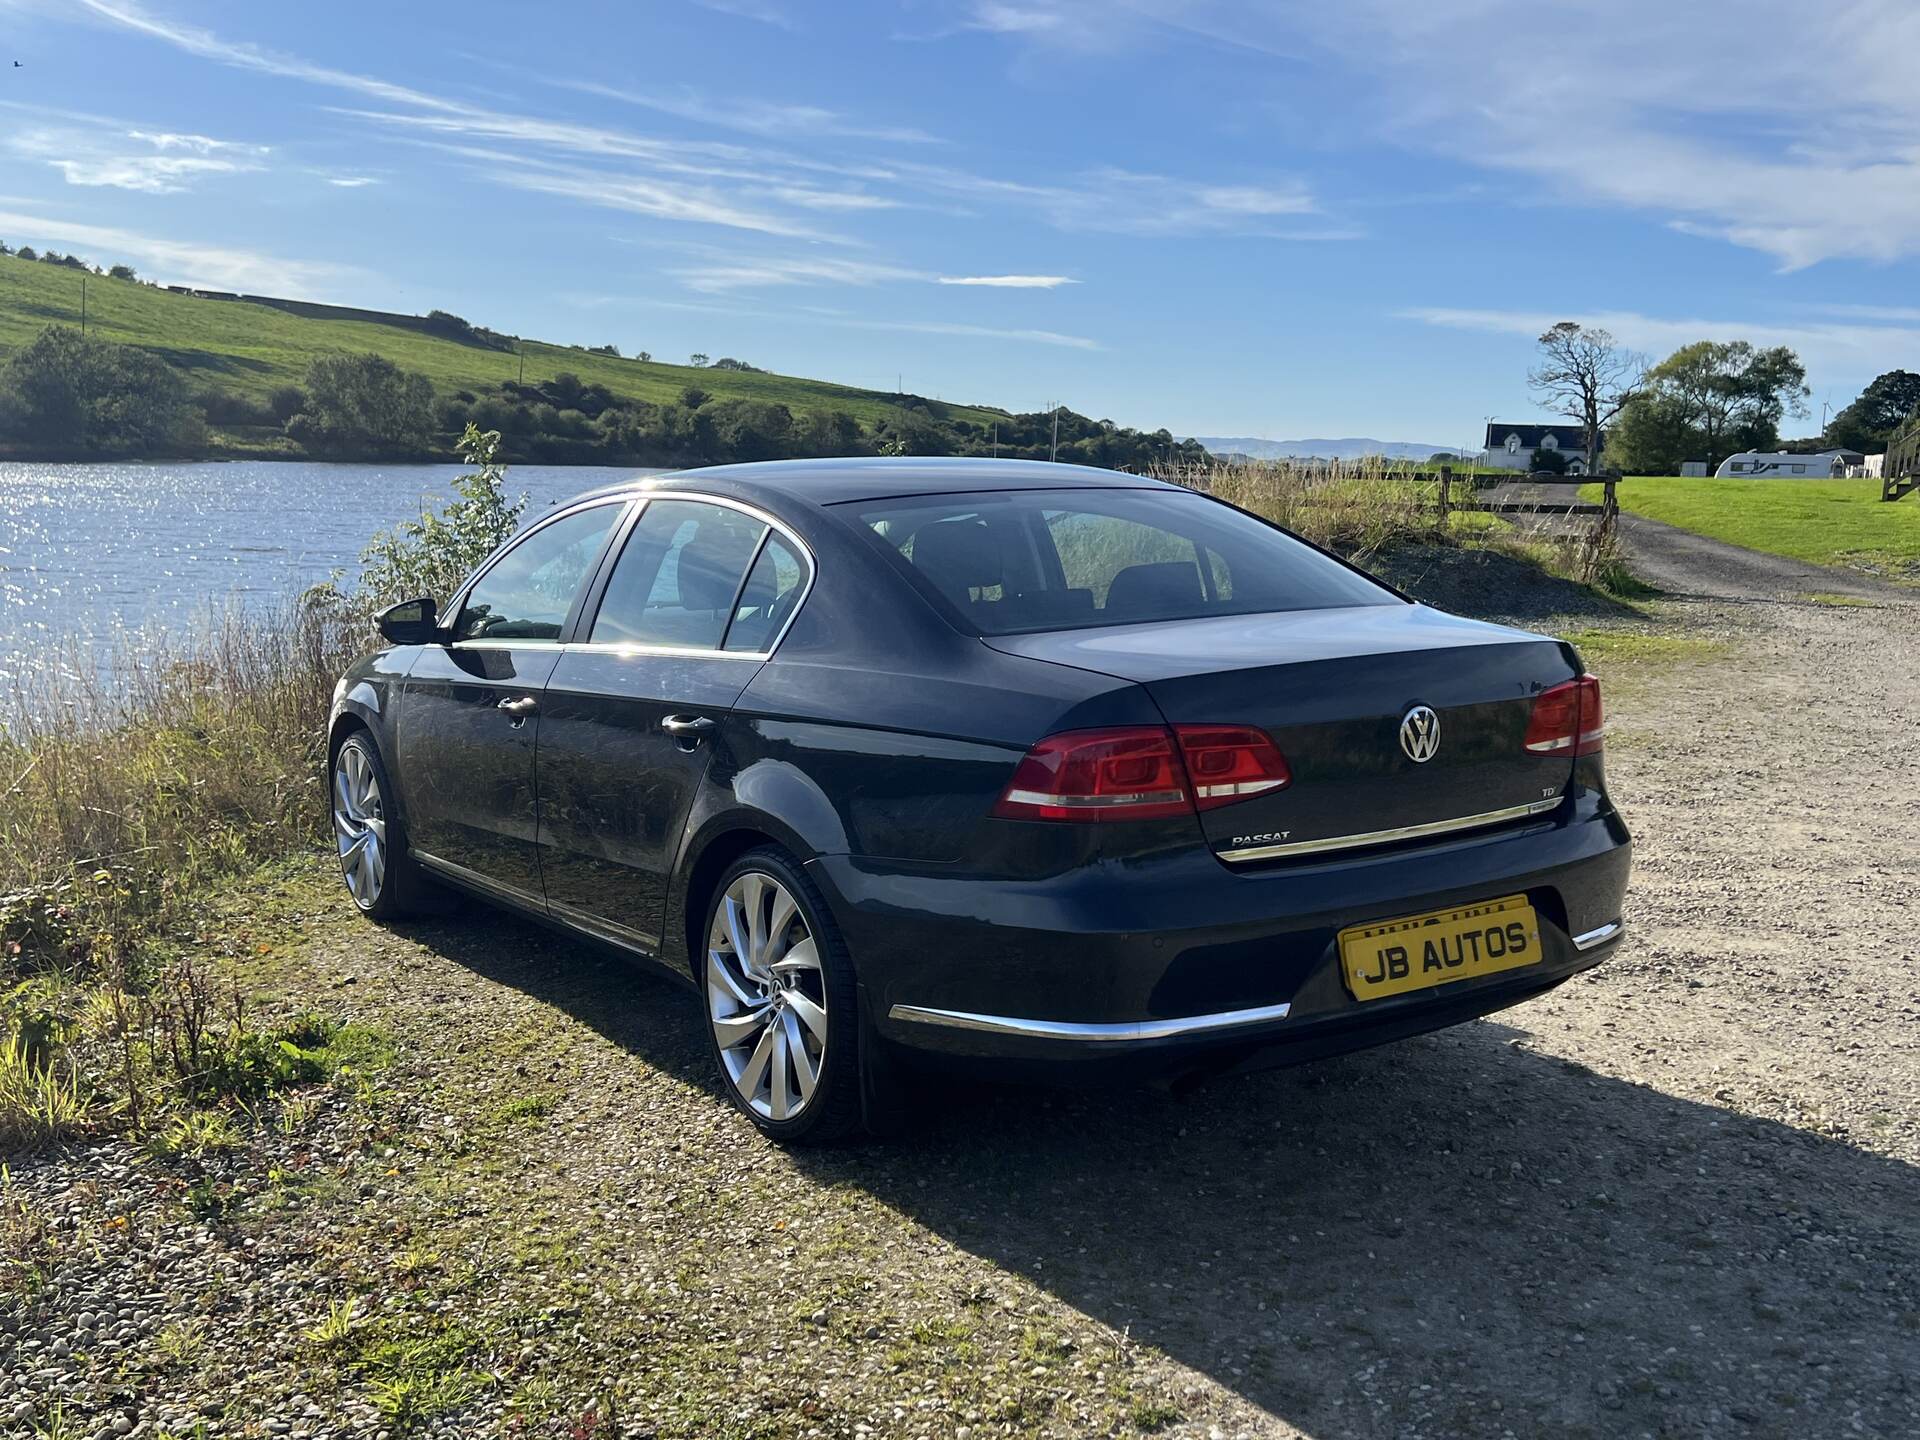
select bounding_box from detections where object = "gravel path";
[4,548,1917,1438]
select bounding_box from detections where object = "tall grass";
[1151,456,1632,587]
[0,595,364,974]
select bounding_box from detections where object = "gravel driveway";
[4,544,1917,1439]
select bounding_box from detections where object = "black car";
[328,459,1630,1141]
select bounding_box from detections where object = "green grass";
[0,253,1005,428]
[1560,628,1726,669]
[1581,476,1920,581]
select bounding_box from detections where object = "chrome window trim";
[1571,919,1624,951]
[445,496,634,648]
[577,490,818,660]
[1216,797,1562,864]
[887,1000,1292,1043]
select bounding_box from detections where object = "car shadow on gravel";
[411,919,1920,1439]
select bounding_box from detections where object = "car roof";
[556,456,1181,509]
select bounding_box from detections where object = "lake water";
[0,459,663,693]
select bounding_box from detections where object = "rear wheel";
[330,732,436,920]
[702,848,863,1143]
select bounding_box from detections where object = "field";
[1582,476,1920,580]
[0,254,1006,429]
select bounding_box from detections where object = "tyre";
[329,731,439,921]
[701,846,864,1143]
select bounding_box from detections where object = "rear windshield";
[849,487,1397,635]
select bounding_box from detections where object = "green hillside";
[0,252,1005,429]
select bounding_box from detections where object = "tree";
[688,353,710,368]
[634,350,652,363]
[680,385,711,410]
[107,264,137,281]
[15,246,36,261]
[0,325,204,455]
[1605,340,1809,473]
[1825,370,1920,452]
[1527,323,1644,473]
[1529,446,1569,474]
[286,353,435,457]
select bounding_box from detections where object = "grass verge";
[1581,477,1920,582]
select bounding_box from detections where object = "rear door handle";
[497,695,539,724]
[661,714,716,744]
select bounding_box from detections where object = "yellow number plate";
[1338,894,1541,1002]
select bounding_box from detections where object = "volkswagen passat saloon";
[327,459,1631,1141]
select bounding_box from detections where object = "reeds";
[0,592,367,975]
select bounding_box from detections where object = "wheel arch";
[668,815,815,982]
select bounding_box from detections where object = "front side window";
[590,500,767,648]
[851,488,1395,636]
[453,504,620,642]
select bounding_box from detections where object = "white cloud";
[0,207,359,296]
[968,3,1068,34]
[894,161,1335,238]
[938,274,1076,287]
[771,187,904,212]
[823,316,1099,350]
[5,124,266,193]
[1404,306,1920,384]
[956,0,1920,268]
[686,0,796,29]
[671,256,925,292]
[325,176,380,188]
[562,80,938,145]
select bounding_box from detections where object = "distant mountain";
[1191,436,1459,461]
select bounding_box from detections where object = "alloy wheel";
[332,742,387,909]
[707,871,827,1121]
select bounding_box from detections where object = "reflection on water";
[0,459,661,692]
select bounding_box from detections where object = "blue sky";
[2,0,1918,443]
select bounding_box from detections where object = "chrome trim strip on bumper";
[1571,919,1624,951]
[887,1000,1293,1043]
[1216,798,1562,864]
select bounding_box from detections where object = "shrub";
[358,424,524,608]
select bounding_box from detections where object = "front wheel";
[330,732,437,920]
[702,848,863,1143]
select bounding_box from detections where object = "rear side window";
[590,499,767,648]
[852,488,1395,635]
[724,533,810,653]
[453,503,620,642]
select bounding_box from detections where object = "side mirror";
[377,596,444,646]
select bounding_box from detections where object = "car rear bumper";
[805,791,1631,1080]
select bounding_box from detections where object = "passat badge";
[1399,705,1440,763]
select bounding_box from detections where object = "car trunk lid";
[983,604,1580,860]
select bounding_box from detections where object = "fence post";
[1601,471,1619,545]
[1437,465,1452,533]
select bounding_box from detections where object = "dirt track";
[6,532,1919,1439]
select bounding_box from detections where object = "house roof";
[1483,422,1603,451]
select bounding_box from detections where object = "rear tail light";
[992,724,1290,823]
[1523,675,1604,756]
[1174,724,1293,810]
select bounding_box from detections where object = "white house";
[1481,422,1602,474]
[1713,450,1857,478]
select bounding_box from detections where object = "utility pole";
[991,424,998,458]
[518,342,526,385]
[1050,404,1059,462]
[80,275,87,335]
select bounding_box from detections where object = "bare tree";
[1528,323,1644,474]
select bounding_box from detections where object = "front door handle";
[661,714,716,745]
[497,695,539,726]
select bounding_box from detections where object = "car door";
[395,500,626,903]
[535,497,813,951]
